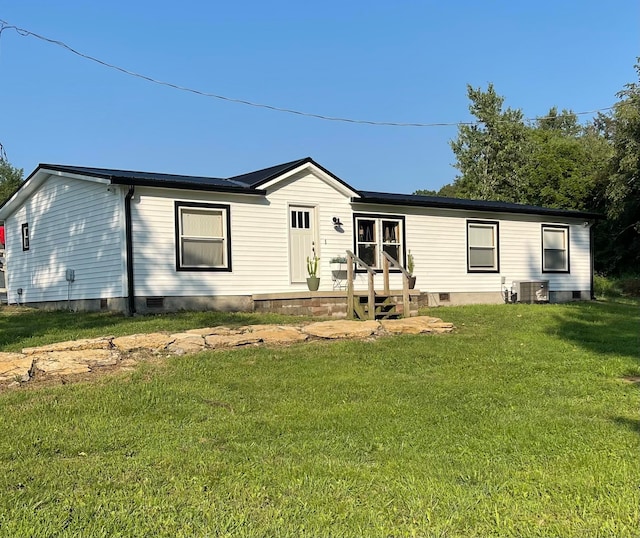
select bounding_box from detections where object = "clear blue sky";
[0,1,637,193]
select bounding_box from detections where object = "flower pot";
[408,275,416,289]
[306,276,320,291]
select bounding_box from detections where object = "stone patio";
[0,316,454,387]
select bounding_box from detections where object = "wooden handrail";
[346,250,412,320]
[381,251,410,318]
[345,250,376,275]
[381,251,412,278]
[346,250,375,320]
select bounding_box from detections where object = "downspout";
[124,185,136,315]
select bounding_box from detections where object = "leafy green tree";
[0,158,23,204]
[449,84,531,202]
[414,182,464,198]
[596,60,640,274]
[536,106,581,136]
[416,66,640,276]
[522,109,612,210]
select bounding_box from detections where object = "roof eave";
[109,176,266,195]
[351,195,604,220]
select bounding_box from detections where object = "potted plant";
[306,255,320,291]
[329,255,347,271]
[329,256,348,287]
[407,250,416,289]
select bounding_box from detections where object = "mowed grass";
[0,301,638,537]
[0,307,307,352]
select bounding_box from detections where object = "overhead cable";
[0,19,614,128]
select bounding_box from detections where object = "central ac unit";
[512,280,549,304]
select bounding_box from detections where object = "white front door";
[289,206,316,283]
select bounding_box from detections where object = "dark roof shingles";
[356,190,602,219]
[38,162,602,220]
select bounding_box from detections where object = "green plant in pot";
[407,250,416,289]
[306,255,320,291]
[329,255,349,286]
[329,255,347,273]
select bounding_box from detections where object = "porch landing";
[252,290,423,318]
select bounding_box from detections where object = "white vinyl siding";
[3,175,124,303]
[356,203,591,295]
[0,162,594,307]
[131,169,355,296]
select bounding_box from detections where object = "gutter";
[352,195,604,221]
[124,185,136,315]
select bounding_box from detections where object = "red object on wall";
[0,226,4,246]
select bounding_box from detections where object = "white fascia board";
[259,162,361,198]
[45,169,112,185]
[0,170,47,220]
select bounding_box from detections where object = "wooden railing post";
[368,271,375,320]
[402,274,410,318]
[347,252,354,320]
[346,250,377,320]
[381,250,413,318]
[383,255,390,294]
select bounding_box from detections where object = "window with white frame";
[467,220,499,272]
[175,202,231,271]
[355,215,404,269]
[542,225,569,272]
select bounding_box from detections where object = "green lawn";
[0,308,306,352]
[0,301,638,537]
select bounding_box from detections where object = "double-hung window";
[542,225,569,272]
[467,220,499,272]
[175,202,231,271]
[355,214,404,269]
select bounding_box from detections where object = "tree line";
[417,60,639,276]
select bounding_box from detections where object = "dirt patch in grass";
[621,376,640,384]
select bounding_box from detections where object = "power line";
[0,18,615,128]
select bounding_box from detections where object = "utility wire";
[0,18,614,128]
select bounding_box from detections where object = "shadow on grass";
[550,298,640,360]
[611,416,640,434]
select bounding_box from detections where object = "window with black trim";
[175,202,231,271]
[467,220,499,272]
[354,214,404,269]
[542,225,569,272]
[21,223,29,251]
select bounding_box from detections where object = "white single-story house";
[0,157,601,316]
